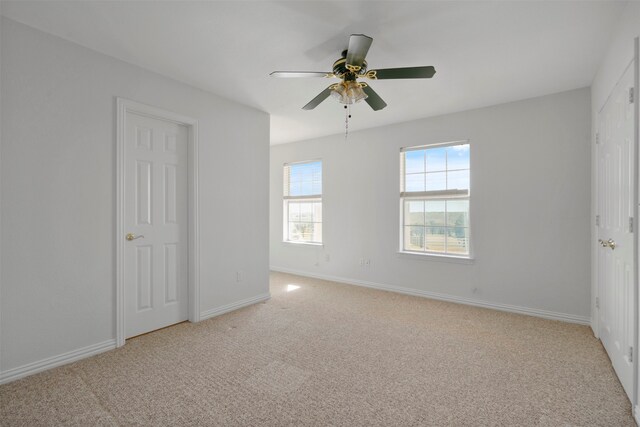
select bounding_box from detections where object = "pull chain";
[344,105,348,138]
[344,105,352,139]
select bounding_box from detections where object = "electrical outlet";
[359,258,364,266]
[365,259,371,266]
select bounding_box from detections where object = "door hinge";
[595,297,600,309]
[630,217,634,232]
[630,87,635,104]
[596,215,600,226]
[629,346,634,363]
[595,133,600,144]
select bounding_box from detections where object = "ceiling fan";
[270,34,436,111]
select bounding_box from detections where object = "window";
[400,142,470,257]
[283,160,322,244]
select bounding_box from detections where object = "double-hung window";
[283,160,322,244]
[400,141,470,257]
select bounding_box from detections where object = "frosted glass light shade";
[331,81,368,105]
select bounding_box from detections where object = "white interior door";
[597,61,636,400]
[124,112,188,338]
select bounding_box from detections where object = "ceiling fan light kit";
[330,81,368,105]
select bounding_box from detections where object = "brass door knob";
[598,238,616,249]
[126,233,144,241]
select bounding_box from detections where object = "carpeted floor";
[0,272,635,426]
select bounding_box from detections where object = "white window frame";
[283,160,323,245]
[399,140,472,259]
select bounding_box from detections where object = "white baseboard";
[270,267,591,325]
[634,405,640,426]
[0,339,116,385]
[200,292,271,321]
[0,294,271,385]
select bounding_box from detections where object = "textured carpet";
[0,272,635,426]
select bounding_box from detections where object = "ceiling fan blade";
[302,86,334,110]
[366,66,436,80]
[346,34,373,68]
[270,71,333,78]
[362,84,387,111]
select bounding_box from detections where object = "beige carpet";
[0,272,635,426]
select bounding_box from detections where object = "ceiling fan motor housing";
[333,55,367,80]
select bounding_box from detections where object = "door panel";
[164,243,179,303]
[136,245,152,310]
[125,113,188,338]
[136,161,152,225]
[597,61,635,400]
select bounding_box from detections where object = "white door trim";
[634,36,639,411]
[115,98,200,347]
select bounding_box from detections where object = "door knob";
[598,238,616,249]
[126,233,144,241]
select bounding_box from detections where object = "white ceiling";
[1,1,625,144]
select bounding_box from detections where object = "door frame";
[634,36,639,416]
[115,98,200,347]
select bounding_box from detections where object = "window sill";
[397,251,475,264]
[283,241,324,247]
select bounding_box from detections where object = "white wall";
[271,88,591,322]
[0,18,269,376]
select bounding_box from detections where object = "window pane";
[300,203,313,222]
[426,147,447,172]
[447,170,470,190]
[404,201,425,226]
[288,222,301,241]
[425,201,445,226]
[311,167,321,193]
[289,222,315,242]
[404,226,425,251]
[288,202,300,222]
[288,161,322,196]
[446,144,470,170]
[290,182,302,197]
[446,200,469,227]
[313,202,322,222]
[405,173,425,192]
[446,227,469,254]
[301,181,313,195]
[405,150,425,174]
[425,172,446,191]
[290,169,303,182]
[425,226,446,252]
[312,223,322,243]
